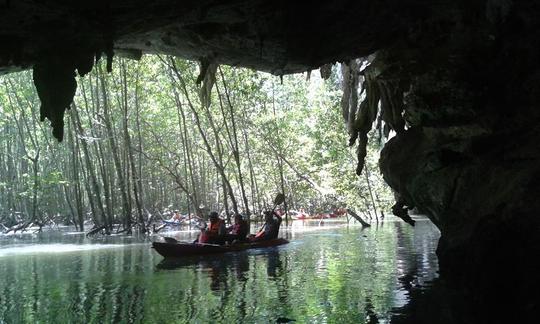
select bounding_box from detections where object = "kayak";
[152,238,289,258]
[162,220,182,226]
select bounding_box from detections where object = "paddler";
[198,211,226,244]
[224,213,249,243]
[249,210,282,242]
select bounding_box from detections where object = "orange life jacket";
[207,219,224,236]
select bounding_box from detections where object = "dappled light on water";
[0,216,440,323]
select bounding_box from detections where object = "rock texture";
[373,1,540,320]
[0,0,407,75]
[1,0,412,141]
[1,0,540,320]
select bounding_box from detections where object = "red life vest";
[207,219,224,236]
[198,231,210,243]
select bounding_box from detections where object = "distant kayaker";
[225,214,249,243]
[250,210,282,242]
[198,211,226,244]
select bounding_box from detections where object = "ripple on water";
[0,217,442,323]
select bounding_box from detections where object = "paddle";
[272,193,285,211]
[253,193,285,235]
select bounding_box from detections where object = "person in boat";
[249,210,282,242]
[166,210,181,223]
[224,213,249,243]
[198,211,226,244]
[300,207,310,218]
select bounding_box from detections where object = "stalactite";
[75,52,95,77]
[319,63,333,79]
[340,63,352,123]
[340,60,360,136]
[378,80,405,134]
[352,74,380,176]
[199,60,218,108]
[105,46,114,73]
[340,54,409,176]
[33,58,77,142]
[32,48,114,141]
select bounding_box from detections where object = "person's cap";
[209,211,219,219]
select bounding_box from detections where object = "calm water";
[0,216,440,323]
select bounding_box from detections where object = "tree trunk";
[364,166,379,222]
[121,60,145,232]
[66,119,84,231]
[171,77,202,217]
[216,69,250,217]
[98,66,132,233]
[168,58,239,215]
[71,104,107,231]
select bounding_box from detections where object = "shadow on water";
[390,271,538,324]
[157,247,284,290]
[0,217,458,323]
[157,250,250,291]
[155,247,291,322]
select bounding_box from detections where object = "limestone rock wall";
[373,1,540,316]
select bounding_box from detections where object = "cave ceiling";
[2,0,426,141]
[0,0,411,76]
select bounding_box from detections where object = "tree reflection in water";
[0,217,445,323]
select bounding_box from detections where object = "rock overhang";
[0,0,411,76]
[1,0,415,141]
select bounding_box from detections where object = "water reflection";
[0,217,441,323]
[0,243,130,257]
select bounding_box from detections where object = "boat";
[162,220,182,226]
[152,238,289,258]
[289,210,310,220]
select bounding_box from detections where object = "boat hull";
[152,238,289,258]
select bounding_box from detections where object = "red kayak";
[152,238,289,258]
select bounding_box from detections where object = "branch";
[346,208,371,227]
[257,128,333,195]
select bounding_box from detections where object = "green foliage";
[0,55,392,227]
